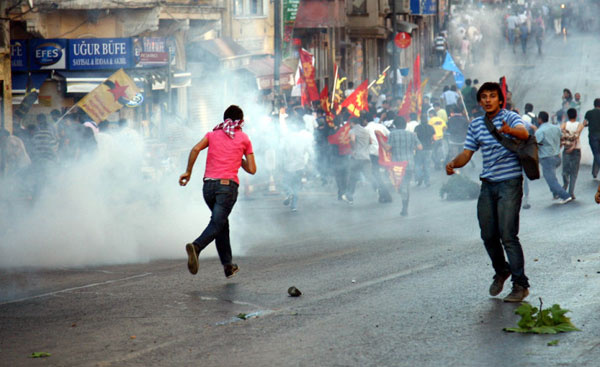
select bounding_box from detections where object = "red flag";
[374,131,408,189]
[341,80,369,117]
[327,123,352,155]
[397,80,413,117]
[413,54,423,118]
[301,82,309,107]
[320,85,335,128]
[299,49,320,102]
[500,76,507,109]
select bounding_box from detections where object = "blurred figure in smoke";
[314,110,332,185]
[583,98,600,179]
[561,108,583,200]
[31,114,58,198]
[445,105,469,164]
[446,82,531,302]
[521,103,537,210]
[428,108,447,170]
[281,116,312,212]
[385,116,422,216]
[434,33,447,67]
[533,9,545,55]
[414,113,435,187]
[179,105,256,278]
[365,111,392,203]
[341,115,372,205]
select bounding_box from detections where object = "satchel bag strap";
[483,115,518,153]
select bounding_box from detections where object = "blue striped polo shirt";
[464,109,524,182]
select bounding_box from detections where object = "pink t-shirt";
[204,129,253,184]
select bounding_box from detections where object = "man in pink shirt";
[179,105,257,278]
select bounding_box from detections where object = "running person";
[179,105,257,278]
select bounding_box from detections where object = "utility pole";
[273,0,281,107]
[0,0,13,133]
[390,0,397,98]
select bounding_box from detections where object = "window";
[350,0,367,15]
[234,0,264,17]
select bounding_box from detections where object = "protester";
[386,116,422,216]
[446,82,530,302]
[341,115,372,205]
[536,111,573,204]
[414,114,436,187]
[445,105,469,163]
[406,112,419,132]
[365,112,392,203]
[561,108,584,199]
[428,109,446,170]
[179,105,256,278]
[583,98,600,179]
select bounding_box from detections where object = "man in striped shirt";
[446,82,530,303]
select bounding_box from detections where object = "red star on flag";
[108,81,128,102]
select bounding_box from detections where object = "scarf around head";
[213,118,244,139]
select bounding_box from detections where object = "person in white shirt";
[560,108,584,199]
[406,112,419,132]
[365,112,392,202]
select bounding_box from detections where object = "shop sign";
[68,38,133,70]
[394,32,411,49]
[133,37,169,67]
[29,39,67,70]
[410,0,437,15]
[11,40,28,71]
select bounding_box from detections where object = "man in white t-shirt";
[406,112,419,132]
[365,112,392,202]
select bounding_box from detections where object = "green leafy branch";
[504,297,580,334]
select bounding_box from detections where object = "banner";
[398,80,413,118]
[341,79,369,117]
[333,64,347,114]
[299,49,320,102]
[327,123,352,155]
[375,131,408,189]
[77,69,141,123]
[370,67,388,97]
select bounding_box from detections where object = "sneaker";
[224,263,239,278]
[291,207,298,212]
[522,203,531,209]
[283,195,292,206]
[401,209,408,216]
[558,196,573,205]
[341,194,353,205]
[186,243,199,275]
[503,284,530,302]
[489,272,511,296]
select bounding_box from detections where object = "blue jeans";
[193,180,239,265]
[589,135,600,177]
[477,177,529,288]
[540,155,570,200]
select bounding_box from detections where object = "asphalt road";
[2,32,600,367]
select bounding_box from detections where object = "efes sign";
[29,39,67,70]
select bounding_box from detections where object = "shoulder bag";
[483,116,540,180]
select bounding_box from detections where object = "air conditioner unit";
[393,0,411,14]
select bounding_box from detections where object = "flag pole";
[368,65,391,89]
[55,104,79,124]
[331,63,338,108]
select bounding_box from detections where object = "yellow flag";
[77,69,140,123]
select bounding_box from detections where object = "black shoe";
[224,263,239,278]
[503,284,530,302]
[489,272,510,296]
[283,195,292,206]
[186,243,199,275]
[523,203,531,209]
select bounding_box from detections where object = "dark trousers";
[370,155,391,197]
[477,177,529,288]
[562,149,581,197]
[333,155,349,199]
[589,136,600,178]
[346,158,372,200]
[193,180,238,265]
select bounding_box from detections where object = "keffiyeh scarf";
[213,118,244,139]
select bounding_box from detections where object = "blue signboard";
[68,38,133,70]
[11,40,28,71]
[29,38,67,70]
[410,0,437,15]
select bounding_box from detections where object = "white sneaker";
[558,196,573,205]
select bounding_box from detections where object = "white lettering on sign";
[73,41,127,56]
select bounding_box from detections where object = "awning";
[188,37,256,70]
[55,70,190,93]
[397,21,418,33]
[295,1,345,28]
[55,71,113,94]
[241,57,295,90]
